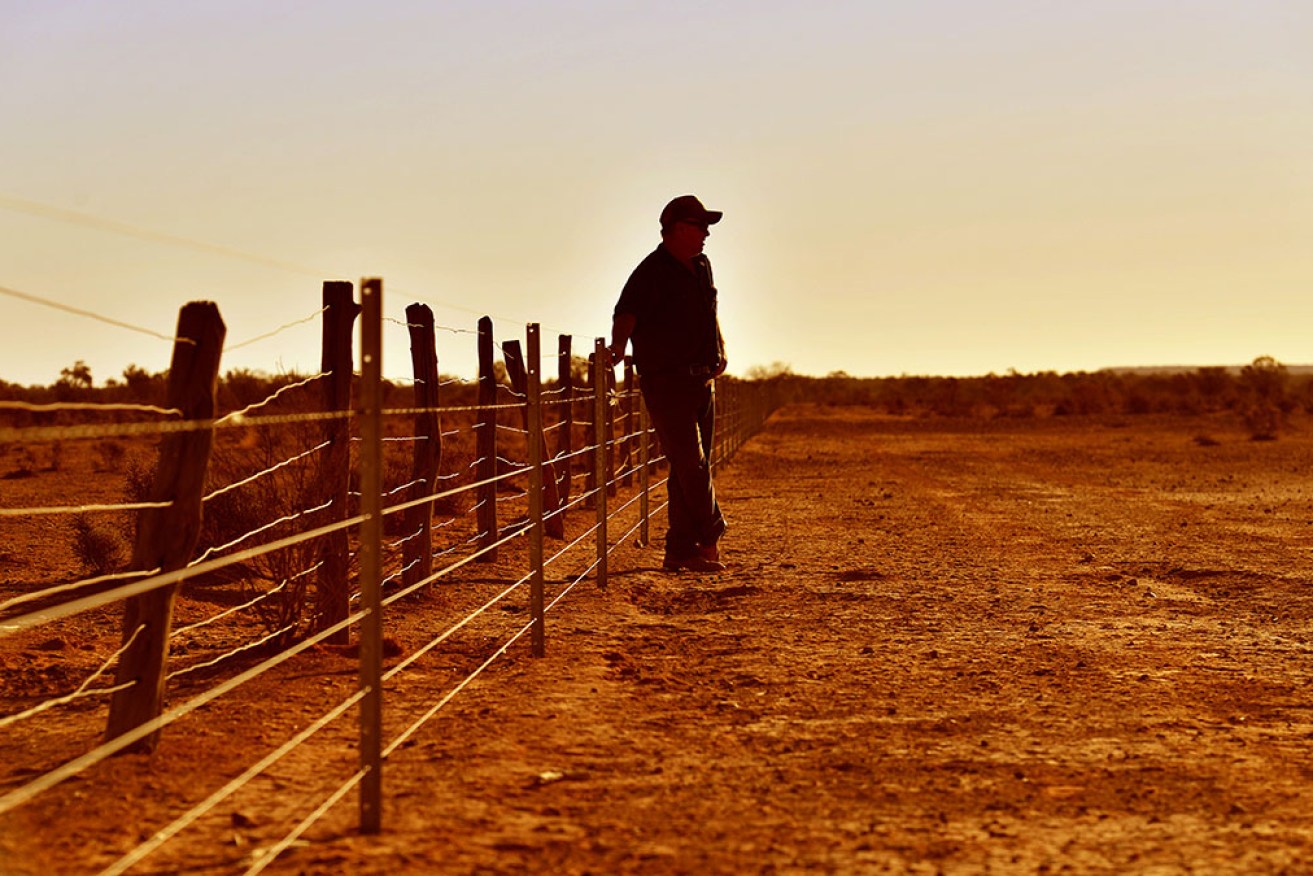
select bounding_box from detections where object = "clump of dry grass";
[70,514,122,575]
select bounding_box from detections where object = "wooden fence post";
[621,358,635,487]
[557,334,573,508]
[105,301,225,751]
[403,303,442,590]
[317,281,357,645]
[638,372,650,547]
[476,316,498,560]
[593,339,609,589]
[503,337,563,539]
[584,352,598,511]
[605,361,616,497]
[526,325,545,657]
[357,278,384,833]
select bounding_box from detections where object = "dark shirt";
[614,245,724,376]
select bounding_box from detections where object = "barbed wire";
[190,498,335,566]
[0,254,774,866]
[380,524,529,608]
[165,623,296,681]
[0,396,572,444]
[172,578,293,638]
[226,307,328,351]
[216,373,330,425]
[0,624,144,730]
[203,440,332,503]
[0,607,365,817]
[0,512,364,636]
[0,283,192,345]
[381,557,423,589]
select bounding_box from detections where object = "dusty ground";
[4,404,1313,874]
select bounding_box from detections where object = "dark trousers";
[640,373,726,560]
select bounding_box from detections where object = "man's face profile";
[664,219,710,262]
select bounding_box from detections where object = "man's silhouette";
[609,195,727,573]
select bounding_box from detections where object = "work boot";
[662,552,725,574]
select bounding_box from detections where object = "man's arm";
[713,321,727,377]
[608,313,636,366]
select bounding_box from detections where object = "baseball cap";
[660,195,723,228]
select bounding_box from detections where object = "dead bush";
[94,441,126,473]
[3,448,38,480]
[71,515,122,575]
[1244,404,1280,441]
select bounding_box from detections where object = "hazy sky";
[2,1,1309,386]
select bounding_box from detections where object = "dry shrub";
[71,514,122,575]
[120,383,336,642]
[1244,404,1280,441]
[3,448,38,480]
[200,422,333,641]
[94,441,126,473]
[46,441,64,472]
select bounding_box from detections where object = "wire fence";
[0,277,781,873]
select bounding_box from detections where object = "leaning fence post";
[557,334,573,507]
[404,303,442,590]
[476,316,498,560]
[105,301,225,752]
[593,338,609,588]
[317,280,358,645]
[358,277,384,834]
[527,324,545,656]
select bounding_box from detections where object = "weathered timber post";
[584,352,598,511]
[593,339,609,588]
[475,316,498,560]
[604,360,617,497]
[403,303,442,590]
[317,281,358,645]
[502,338,563,539]
[621,358,635,487]
[105,301,225,751]
[526,325,545,657]
[556,334,573,508]
[638,372,650,547]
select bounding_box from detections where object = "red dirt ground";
[4,404,1313,874]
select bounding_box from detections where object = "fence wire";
[1,280,781,873]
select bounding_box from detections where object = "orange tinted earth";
[3,404,1313,874]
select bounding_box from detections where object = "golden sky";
[2,1,1309,385]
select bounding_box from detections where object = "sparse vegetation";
[70,514,122,576]
[741,356,1305,428]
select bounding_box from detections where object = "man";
[608,194,728,573]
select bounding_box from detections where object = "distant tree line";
[744,356,1299,437]
[1,355,1302,437]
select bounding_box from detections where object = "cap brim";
[703,210,723,225]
